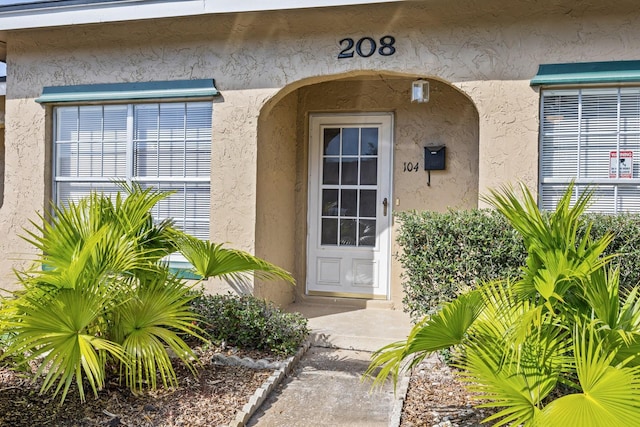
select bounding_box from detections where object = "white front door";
[307,113,393,299]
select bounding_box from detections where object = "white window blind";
[540,88,640,213]
[54,101,212,240]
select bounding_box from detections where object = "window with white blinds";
[54,101,212,240]
[540,88,640,213]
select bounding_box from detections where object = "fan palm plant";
[0,183,293,402]
[366,183,640,426]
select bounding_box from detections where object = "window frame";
[52,99,213,246]
[538,86,640,214]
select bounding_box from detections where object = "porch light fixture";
[411,79,429,103]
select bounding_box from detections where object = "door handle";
[382,197,388,216]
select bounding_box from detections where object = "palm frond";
[365,290,483,388]
[178,236,294,284]
[461,347,549,427]
[111,273,202,391]
[2,285,125,402]
[484,183,614,313]
[463,327,571,425]
[538,321,640,427]
[459,283,572,426]
[583,267,620,328]
[617,286,640,332]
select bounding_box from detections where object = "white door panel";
[307,113,392,298]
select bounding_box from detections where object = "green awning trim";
[36,79,218,103]
[531,61,640,86]
[44,262,202,280]
[169,265,203,281]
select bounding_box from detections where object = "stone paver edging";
[389,370,412,427]
[225,341,312,427]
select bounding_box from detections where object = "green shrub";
[582,213,640,293]
[397,209,640,321]
[396,209,525,320]
[190,292,309,356]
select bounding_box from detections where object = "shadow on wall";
[227,276,254,295]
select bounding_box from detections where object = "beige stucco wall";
[1,95,48,289]
[457,81,540,204]
[1,1,640,303]
[0,95,4,212]
[254,90,299,306]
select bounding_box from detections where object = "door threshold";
[307,290,387,300]
[297,293,397,310]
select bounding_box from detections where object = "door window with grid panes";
[540,88,640,213]
[54,101,212,240]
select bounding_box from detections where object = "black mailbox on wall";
[424,145,446,171]
[424,145,446,186]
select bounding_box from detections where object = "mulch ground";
[0,347,274,427]
[400,356,496,427]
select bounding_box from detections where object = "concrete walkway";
[246,303,413,427]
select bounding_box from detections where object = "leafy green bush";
[190,292,309,356]
[582,213,640,293]
[396,209,526,320]
[398,209,640,320]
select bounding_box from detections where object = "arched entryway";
[254,72,480,308]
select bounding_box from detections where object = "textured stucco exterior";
[0,1,639,306]
[0,95,4,212]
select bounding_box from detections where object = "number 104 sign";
[610,150,633,178]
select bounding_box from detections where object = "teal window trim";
[36,79,218,103]
[43,262,203,280]
[169,261,203,280]
[531,60,640,86]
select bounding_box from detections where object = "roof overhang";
[0,0,403,31]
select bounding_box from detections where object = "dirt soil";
[0,347,274,427]
[399,356,497,427]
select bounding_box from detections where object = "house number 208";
[338,36,396,58]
